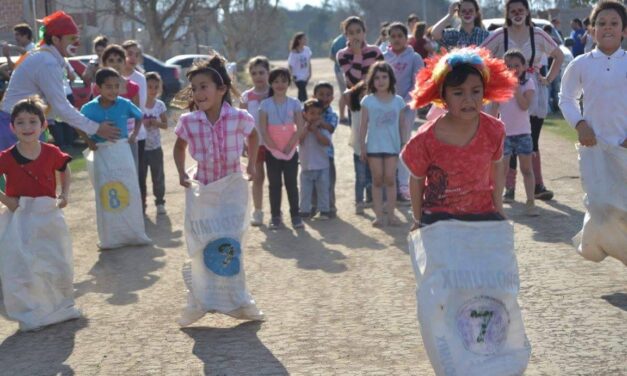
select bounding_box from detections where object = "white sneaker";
[156,204,166,215]
[250,210,263,226]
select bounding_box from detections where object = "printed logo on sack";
[456,296,509,355]
[203,237,241,277]
[100,182,130,212]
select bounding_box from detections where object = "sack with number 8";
[84,140,151,249]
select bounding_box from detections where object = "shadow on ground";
[601,292,627,312]
[74,244,165,305]
[182,322,288,376]
[144,214,184,248]
[0,317,87,375]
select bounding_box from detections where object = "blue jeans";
[300,168,330,213]
[353,153,372,204]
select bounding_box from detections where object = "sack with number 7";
[408,220,530,376]
[84,140,150,249]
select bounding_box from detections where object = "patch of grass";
[66,146,87,173]
[544,115,578,143]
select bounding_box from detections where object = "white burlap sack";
[573,143,627,265]
[84,140,150,249]
[182,170,260,317]
[0,197,81,331]
[408,220,530,376]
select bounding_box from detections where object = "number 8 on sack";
[99,181,129,212]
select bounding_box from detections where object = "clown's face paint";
[54,34,80,57]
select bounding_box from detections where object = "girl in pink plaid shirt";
[173,56,259,185]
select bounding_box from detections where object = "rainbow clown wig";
[410,47,517,109]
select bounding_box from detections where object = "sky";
[282,0,328,10]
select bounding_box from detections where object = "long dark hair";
[290,32,306,51]
[348,81,366,112]
[505,0,532,27]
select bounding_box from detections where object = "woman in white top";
[481,0,564,201]
[288,32,312,102]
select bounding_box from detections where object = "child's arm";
[492,158,505,217]
[312,122,331,146]
[173,137,190,188]
[0,191,19,212]
[132,93,140,107]
[259,110,277,150]
[558,60,597,146]
[245,129,259,180]
[409,176,426,231]
[359,106,369,162]
[76,128,98,150]
[514,88,534,111]
[155,112,168,129]
[129,118,141,143]
[285,110,306,154]
[399,109,408,144]
[487,102,500,117]
[299,122,310,142]
[57,166,71,209]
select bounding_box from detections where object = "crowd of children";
[0,3,624,359]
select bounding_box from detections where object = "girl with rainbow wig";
[401,47,517,228]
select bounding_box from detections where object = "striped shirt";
[175,102,255,185]
[336,43,384,88]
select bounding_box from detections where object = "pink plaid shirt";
[175,102,255,185]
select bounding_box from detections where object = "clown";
[0,11,119,153]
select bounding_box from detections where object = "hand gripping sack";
[0,197,81,331]
[84,140,151,249]
[573,143,627,265]
[408,220,531,376]
[182,170,260,317]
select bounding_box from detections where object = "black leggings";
[295,80,308,102]
[265,152,300,218]
[510,115,544,169]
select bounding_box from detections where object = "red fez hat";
[38,11,79,45]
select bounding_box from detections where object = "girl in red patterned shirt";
[401,47,518,229]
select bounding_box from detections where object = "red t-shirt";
[408,36,429,59]
[0,143,72,198]
[400,112,505,215]
[91,79,140,100]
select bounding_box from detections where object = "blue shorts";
[504,134,533,156]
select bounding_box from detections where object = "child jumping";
[173,55,263,325]
[142,72,168,215]
[360,61,408,227]
[299,99,332,220]
[491,49,539,216]
[240,56,271,226]
[259,67,306,229]
[0,97,81,331]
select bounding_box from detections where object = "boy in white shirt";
[559,0,627,147]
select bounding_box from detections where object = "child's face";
[373,70,391,93]
[303,107,323,123]
[99,76,121,102]
[314,87,334,108]
[270,75,289,96]
[346,23,365,47]
[505,56,526,78]
[11,111,44,143]
[593,9,626,53]
[249,65,269,89]
[299,36,308,47]
[104,54,125,74]
[388,28,408,51]
[125,46,142,67]
[191,73,226,112]
[443,74,484,120]
[147,79,161,99]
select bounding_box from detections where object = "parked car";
[69,54,183,104]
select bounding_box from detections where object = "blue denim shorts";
[504,134,533,156]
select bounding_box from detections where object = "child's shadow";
[181,322,288,375]
[74,244,165,305]
[0,317,88,375]
[307,216,387,251]
[144,214,183,248]
[505,200,585,244]
[260,226,348,273]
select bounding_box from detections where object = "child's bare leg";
[384,156,399,224]
[518,154,535,204]
[368,157,385,225]
[503,154,512,194]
